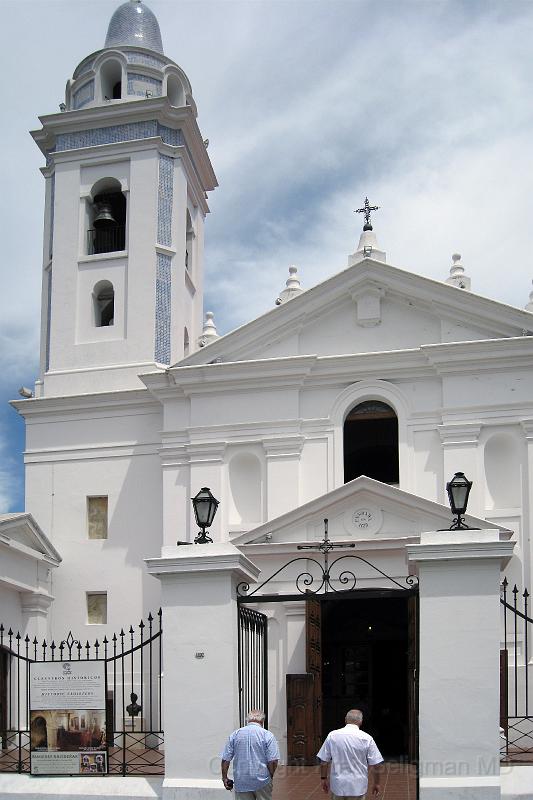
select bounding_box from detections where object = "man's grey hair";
[345,709,363,724]
[246,709,265,723]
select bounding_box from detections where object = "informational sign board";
[29,661,107,775]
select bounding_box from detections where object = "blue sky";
[2,0,533,512]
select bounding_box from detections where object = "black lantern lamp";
[191,487,219,544]
[446,472,473,530]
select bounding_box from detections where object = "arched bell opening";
[343,400,399,484]
[100,58,122,100]
[167,74,185,107]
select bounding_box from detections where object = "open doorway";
[287,590,418,765]
[322,594,409,758]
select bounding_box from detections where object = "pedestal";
[408,528,514,800]
[145,542,260,800]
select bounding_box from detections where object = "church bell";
[93,200,116,228]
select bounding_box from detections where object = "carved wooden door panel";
[286,674,314,765]
[306,595,322,759]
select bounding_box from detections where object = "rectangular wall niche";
[87,496,108,539]
[87,592,107,625]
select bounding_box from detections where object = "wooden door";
[407,594,418,763]
[286,674,315,765]
[306,595,322,758]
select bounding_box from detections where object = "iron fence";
[501,578,533,762]
[0,611,163,775]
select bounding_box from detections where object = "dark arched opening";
[93,281,115,327]
[87,178,126,255]
[343,400,399,484]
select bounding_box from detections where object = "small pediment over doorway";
[231,476,507,550]
[231,478,510,598]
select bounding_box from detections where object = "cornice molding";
[11,387,157,419]
[32,97,217,192]
[145,543,261,583]
[421,336,533,374]
[407,539,514,564]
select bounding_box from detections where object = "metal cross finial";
[297,518,355,593]
[355,197,380,231]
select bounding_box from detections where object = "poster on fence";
[29,661,107,775]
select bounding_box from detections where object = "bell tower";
[32,0,217,397]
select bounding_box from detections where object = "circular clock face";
[352,508,373,529]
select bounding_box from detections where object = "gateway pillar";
[408,528,514,800]
[146,543,260,800]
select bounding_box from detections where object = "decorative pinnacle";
[199,311,219,348]
[355,197,380,231]
[275,265,303,306]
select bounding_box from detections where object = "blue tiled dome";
[105,0,164,54]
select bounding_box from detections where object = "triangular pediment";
[231,477,507,548]
[179,258,533,366]
[0,513,62,563]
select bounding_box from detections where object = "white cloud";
[2,0,533,354]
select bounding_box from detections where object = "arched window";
[343,400,398,484]
[184,327,190,357]
[93,281,114,327]
[87,178,126,255]
[100,59,122,100]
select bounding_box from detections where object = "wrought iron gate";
[237,606,268,727]
[0,611,163,775]
[501,578,533,760]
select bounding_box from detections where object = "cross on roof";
[355,197,380,230]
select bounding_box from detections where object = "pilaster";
[188,443,226,542]
[520,419,533,588]
[160,442,190,547]
[437,423,482,512]
[263,436,304,519]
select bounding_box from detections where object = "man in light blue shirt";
[221,709,280,799]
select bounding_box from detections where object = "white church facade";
[1,2,533,799]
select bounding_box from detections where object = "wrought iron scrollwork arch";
[237,520,418,598]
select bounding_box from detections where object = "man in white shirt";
[317,709,383,799]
